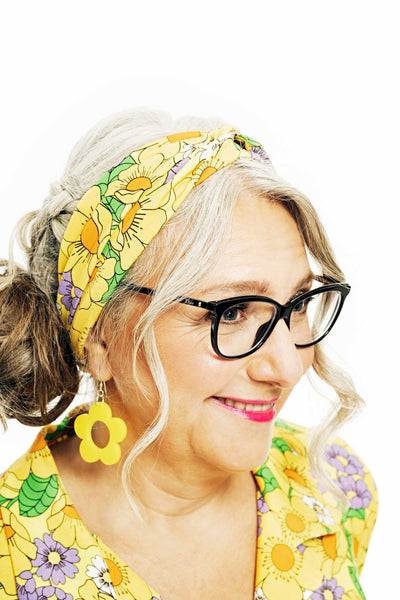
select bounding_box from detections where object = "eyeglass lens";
[216,290,343,357]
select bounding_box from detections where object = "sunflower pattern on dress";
[0,412,377,600]
[56,129,271,358]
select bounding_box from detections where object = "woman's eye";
[220,304,248,323]
[292,297,312,314]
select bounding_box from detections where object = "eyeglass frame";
[121,279,351,360]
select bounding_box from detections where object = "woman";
[0,109,377,600]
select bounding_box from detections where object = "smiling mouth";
[210,396,277,422]
[212,397,275,412]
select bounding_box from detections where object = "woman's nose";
[245,319,306,388]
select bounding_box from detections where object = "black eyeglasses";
[122,280,350,360]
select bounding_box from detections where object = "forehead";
[200,195,311,299]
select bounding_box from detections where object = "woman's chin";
[192,424,275,475]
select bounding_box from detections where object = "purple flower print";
[325,443,365,476]
[165,157,190,182]
[257,494,269,514]
[257,514,262,537]
[17,571,38,600]
[336,473,355,495]
[257,493,270,537]
[58,270,83,325]
[311,577,344,599]
[37,586,72,600]
[336,475,372,509]
[351,478,373,509]
[17,573,72,600]
[31,533,79,585]
[297,543,306,555]
[250,146,270,163]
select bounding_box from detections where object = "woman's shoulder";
[0,412,76,491]
[0,432,57,595]
[268,417,377,483]
[0,407,88,515]
[253,418,378,577]
[263,417,378,513]
[0,420,101,598]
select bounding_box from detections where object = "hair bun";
[0,270,80,426]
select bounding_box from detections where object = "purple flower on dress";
[257,493,270,537]
[336,475,372,509]
[311,577,344,599]
[37,586,72,600]
[336,473,355,495]
[17,571,38,600]
[31,533,79,585]
[325,443,365,476]
[257,514,263,537]
[17,574,72,600]
[257,494,269,514]
[351,478,373,509]
[58,270,83,324]
[297,543,306,555]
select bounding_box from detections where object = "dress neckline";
[40,405,264,600]
[3,408,365,600]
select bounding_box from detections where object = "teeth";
[217,397,272,412]
[247,404,262,412]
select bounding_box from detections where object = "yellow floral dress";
[0,410,377,600]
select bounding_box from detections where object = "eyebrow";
[199,272,317,299]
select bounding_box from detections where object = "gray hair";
[0,108,362,506]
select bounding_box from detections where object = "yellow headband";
[56,127,270,357]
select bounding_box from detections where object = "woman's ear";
[85,338,113,382]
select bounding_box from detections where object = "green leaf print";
[97,183,109,197]
[18,473,58,517]
[103,196,126,222]
[101,245,127,304]
[343,508,365,522]
[348,566,366,600]
[44,416,69,442]
[239,133,263,147]
[102,243,119,262]
[108,156,135,182]
[256,465,280,494]
[95,174,112,197]
[275,419,300,432]
[271,437,292,453]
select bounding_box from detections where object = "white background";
[0,1,398,597]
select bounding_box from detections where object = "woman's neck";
[51,418,256,527]
[122,451,255,520]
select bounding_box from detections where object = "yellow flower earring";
[74,381,127,465]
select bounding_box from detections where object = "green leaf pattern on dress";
[0,414,377,599]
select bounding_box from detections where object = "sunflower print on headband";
[56,127,270,358]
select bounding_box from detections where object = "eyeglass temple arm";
[120,283,216,311]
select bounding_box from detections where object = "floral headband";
[56,127,270,358]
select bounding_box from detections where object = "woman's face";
[107,195,315,473]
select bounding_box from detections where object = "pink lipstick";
[210,396,277,422]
